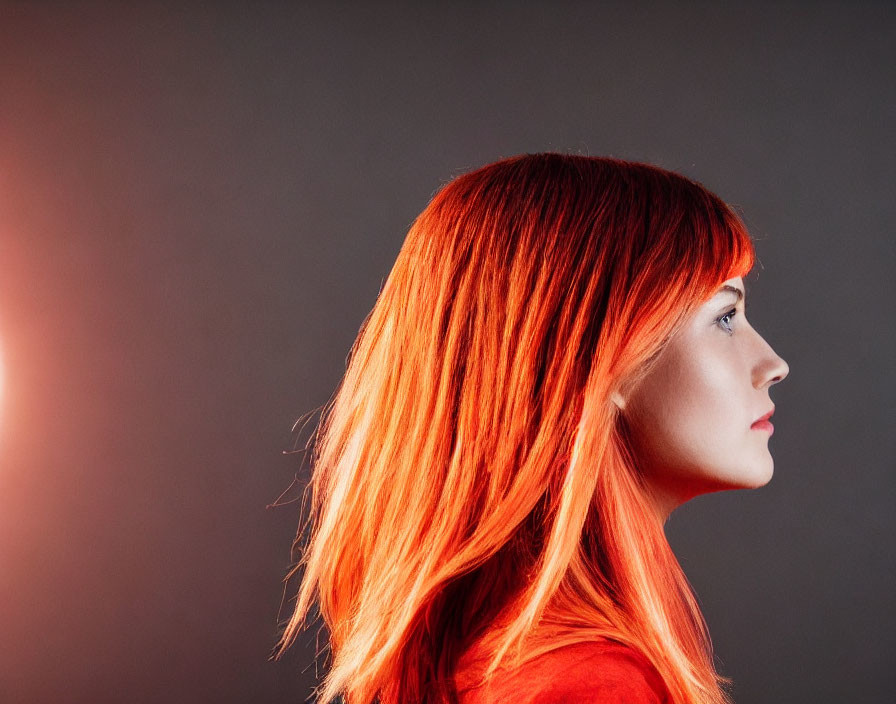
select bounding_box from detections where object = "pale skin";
[612,277,790,523]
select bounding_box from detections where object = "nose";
[752,334,790,390]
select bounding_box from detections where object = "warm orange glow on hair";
[275,153,755,703]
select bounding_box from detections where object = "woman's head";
[390,152,773,521]
[279,153,780,704]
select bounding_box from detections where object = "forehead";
[720,276,744,289]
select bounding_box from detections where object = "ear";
[610,389,627,411]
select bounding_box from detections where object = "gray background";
[0,2,893,703]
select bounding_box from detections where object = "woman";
[274,153,789,703]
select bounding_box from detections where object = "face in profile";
[613,277,790,518]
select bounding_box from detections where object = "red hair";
[275,153,755,703]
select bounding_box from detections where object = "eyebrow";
[717,284,744,301]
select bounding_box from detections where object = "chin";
[737,457,775,490]
[703,455,774,493]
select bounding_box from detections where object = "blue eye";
[717,308,737,335]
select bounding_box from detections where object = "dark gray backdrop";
[0,2,892,703]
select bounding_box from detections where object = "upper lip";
[752,407,775,425]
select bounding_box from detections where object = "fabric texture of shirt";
[453,638,674,704]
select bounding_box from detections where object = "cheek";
[626,348,743,465]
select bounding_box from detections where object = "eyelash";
[717,307,737,335]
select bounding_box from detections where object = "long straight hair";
[274,153,755,703]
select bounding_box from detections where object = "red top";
[453,639,673,704]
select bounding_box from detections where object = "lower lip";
[751,420,774,435]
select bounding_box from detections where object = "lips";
[752,407,775,425]
[751,407,775,435]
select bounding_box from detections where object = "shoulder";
[455,639,672,704]
[525,640,671,704]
